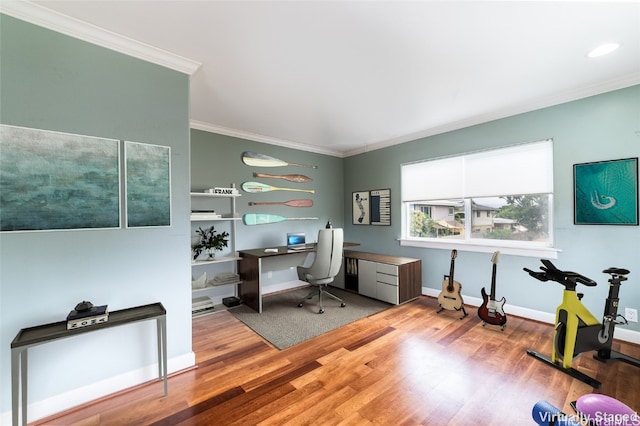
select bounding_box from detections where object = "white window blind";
[401,139,553,201]
[401,156,463,201]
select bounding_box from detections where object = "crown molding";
[195,70,638,158]
[198,73,639,158]
[190,120,344,158]
[0,0,201,75]
[343,73,640,157]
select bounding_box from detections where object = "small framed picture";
[573,157,638,225]
[125,141,172,228]
[352,191,370,225]
[370,189,391,226]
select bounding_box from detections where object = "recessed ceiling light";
[587,43,621,58]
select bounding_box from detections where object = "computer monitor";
[286,232,306,249]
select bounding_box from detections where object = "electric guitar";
[477,251,507,329]
[437,250,466,317]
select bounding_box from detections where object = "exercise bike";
[523,259,640,389]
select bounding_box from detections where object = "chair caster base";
[298,303,303,308]
[340,303,346,307]
[318,309,325,314]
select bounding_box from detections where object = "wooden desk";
[11,303,167,426]
[238,243,358,313]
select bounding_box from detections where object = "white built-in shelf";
[192,280,243,292]
[192,303,241,317]
[192,255,241,266]
[190,192,241,198]
[190,213,241,221]
[190,185,241,317]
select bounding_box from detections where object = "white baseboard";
[1,352,195,425]
[422,287,640,344]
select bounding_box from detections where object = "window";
[420,206,432,217]
[401,140,556,257]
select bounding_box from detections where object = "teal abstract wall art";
[0,125,121,231]
[125,141,171,228]
[574,157,638,225]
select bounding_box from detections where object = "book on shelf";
[191,212,222,220]
[213,272,240,285]
[192,296,215,315]
[204,187,238,195]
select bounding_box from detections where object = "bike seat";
[603,267,629,276]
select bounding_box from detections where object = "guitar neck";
[447,253,456,291]
[490,263,497,299]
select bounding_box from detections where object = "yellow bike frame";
[552,289,600,369]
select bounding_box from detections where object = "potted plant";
[192,226,229,260]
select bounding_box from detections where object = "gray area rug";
[230,286,391,350]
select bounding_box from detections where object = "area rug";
[229,286,391,349]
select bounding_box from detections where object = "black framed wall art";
[370,189,391,225]
[352,189,391,225]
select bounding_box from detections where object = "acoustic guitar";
[437,249,467,318]
[477,251,507,329]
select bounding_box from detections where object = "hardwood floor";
[35,296,640,425]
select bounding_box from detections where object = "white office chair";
[297,228,345,314]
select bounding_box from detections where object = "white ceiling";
[3,1,639,157]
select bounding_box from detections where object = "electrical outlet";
[625,308,638,323]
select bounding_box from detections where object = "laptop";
[287,233,312,250]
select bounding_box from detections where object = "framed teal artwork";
[573,157,638,225]
[125,141,171,228]
[0,125,121,232]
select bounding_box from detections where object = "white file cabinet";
[344,251,421,305]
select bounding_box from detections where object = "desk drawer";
[377,263,398,276]
[377,282,398,304]
[377,272,398,286]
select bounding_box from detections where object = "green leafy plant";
[192,226,229,260]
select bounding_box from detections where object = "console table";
[11,302,167,426]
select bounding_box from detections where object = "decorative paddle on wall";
[242,152,318,169]
[242,181,315,194]
[248,199,314,207]
[253,172,313,183]
[243,213,319,225]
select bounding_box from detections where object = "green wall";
[343,85,640,333]
[0,15,192,421]
[191,130,345,246]
[190,130,344,296]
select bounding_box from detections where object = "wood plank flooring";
[35,296,640,425]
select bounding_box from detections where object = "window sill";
[399,238,560,259]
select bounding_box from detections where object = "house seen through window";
[401,140,554,253]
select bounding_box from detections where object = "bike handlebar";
[523,259,597,289]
